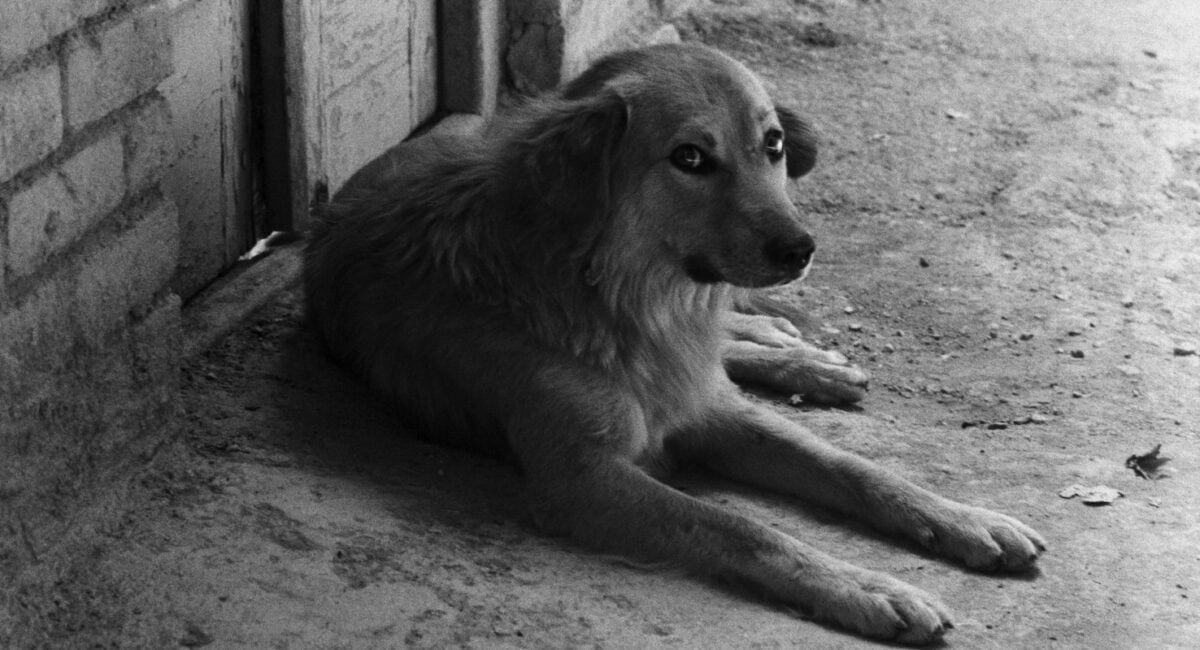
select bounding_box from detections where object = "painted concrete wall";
[286,0,439,219]
[160,0,251,300]
[505,0,696,94]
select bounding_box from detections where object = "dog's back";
[305,45,768,454]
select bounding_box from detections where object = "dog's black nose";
[764,234,816,274]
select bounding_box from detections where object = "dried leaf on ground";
[1059,484,1123,505]
[1126,443,1171,480]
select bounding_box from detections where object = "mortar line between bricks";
[3,188,168,306]
[0,0,160,80]
[0,92,165,199]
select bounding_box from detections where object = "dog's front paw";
[916,502,1047,572]
[783,353,870,405]
[722,339,870,405]
[805,565,954,645]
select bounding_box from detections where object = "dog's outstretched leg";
[504,376,953,644]
[678,394,1048,574]
[529,459,955,644]
[721,311,869,404]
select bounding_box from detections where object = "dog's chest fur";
[575,279,731,445]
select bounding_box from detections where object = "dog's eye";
[670,144,711,174]
[765,130,785,160]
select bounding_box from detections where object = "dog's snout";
[764,233,815,275]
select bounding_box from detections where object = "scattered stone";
[801,21,841,48]
[848,323,864,332]
[788,394,804,406]
[1019,333,1035,341]
[1070,350,1086,359]
[181,624,213,647]
[1059,484,1123,505]
[1117,364,1142,376]
[919,257,930,268]
[492,620,522,637]
[882,343,896,353]
[1143,49,1158,58]
[1006,413,1049,426]
[1173,343,1197,357]
[844,305,857,314]
[648,23,682,45]
[1072,391,1084,398]
[821,325,840,335]
[945,109,969,120]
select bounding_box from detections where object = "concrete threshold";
[180,240,304,358]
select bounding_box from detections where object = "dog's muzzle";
[763,233,816,278]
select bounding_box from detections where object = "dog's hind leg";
[676,395,1047,574]
[721,311,869,404]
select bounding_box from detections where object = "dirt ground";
[13,0,1200,647]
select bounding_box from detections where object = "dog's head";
[528,43,819,289]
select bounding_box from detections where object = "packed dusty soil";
[15,0,1200,647]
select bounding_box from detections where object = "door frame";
[262,0,502,234]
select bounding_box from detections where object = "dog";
[304,43,1045,644]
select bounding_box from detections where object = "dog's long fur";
[305,43,1044,644]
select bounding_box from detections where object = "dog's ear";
[775,106,818,178]
[524,92,629,211]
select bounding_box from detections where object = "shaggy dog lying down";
[305,43,1044,644]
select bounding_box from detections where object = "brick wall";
[0,0,181,606]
